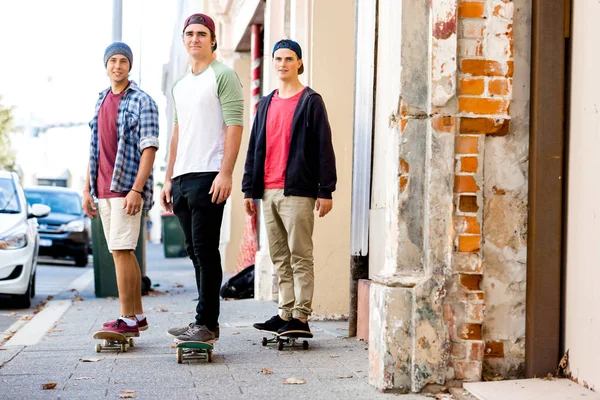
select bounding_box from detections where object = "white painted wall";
[564,0,600,391]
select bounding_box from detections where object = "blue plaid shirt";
[88,81,159,210]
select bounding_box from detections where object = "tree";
[0,97,16,171]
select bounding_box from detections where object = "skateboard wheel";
[129,338,134,347]
[277,341,284,351]
[176,347,183,364]
[121,343,128,352]
[302,341,309,350]
[95,343,102,353]
[208,351,213,363]
[261,337,268,346]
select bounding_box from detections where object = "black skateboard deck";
[175,340,214,363]
[93,331,134,353]
[259,329,313,351]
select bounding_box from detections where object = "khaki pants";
[262,189,315,319]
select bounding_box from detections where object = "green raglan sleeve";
[213,62,244,127]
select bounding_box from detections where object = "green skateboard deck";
[175,341,214,363]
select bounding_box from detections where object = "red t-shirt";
[264,88,304,189]
[97,91,126,199]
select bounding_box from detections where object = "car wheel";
[12,277,32,309]
[30,269,36,298]
[74,249,88,267]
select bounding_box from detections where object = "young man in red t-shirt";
[242,39,337,336]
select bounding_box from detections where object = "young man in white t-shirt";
[160,13,244,344]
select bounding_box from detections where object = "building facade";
[163,0,597,395]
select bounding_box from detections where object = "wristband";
[131,189,143,195]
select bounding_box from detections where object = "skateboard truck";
[93,331,135,353]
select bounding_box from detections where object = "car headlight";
[0,226,28,250]
[62,219,85,232]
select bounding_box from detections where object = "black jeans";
[172,172,225,331]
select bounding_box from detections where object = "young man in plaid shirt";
[83,42,159,337]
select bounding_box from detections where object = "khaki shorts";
[97,198,142,251]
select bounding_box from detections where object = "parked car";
[24,186,91,267]
[0,171,50,308]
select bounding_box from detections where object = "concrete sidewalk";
[0,244,430,400]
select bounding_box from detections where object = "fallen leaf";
[74,296,84,301]
[261,368,273,375]
[80,357,102,362]
[119,395,136,399]
[121,390,135,394]
[240,379,247,382]
[0,348,6,351]
[171,344,177,348]
[3,335,13,341]
[329,355,340,358]
[41,382,57,390]
[49,329,64,333]
[73,377,93,380]
[21,315,32,320]
[283,377,306,385]
[155,307,168,312]
[355,370,362,373]
[173,283,184,288]
[337,375,353,379]
[232,332,240,335]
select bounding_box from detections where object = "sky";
[0,0,177,188]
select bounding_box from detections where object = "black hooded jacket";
[242,87,337,199]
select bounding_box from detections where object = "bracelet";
[131,189,143,195]
[83,189,90,193]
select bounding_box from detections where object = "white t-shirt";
[172,60,244,178]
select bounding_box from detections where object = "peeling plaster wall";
[481,0,530,379]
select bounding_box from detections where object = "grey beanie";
[103,42,133,71]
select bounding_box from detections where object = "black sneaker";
[277,318,313,337]
[253,315,287,333]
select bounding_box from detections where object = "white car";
[0,171,50,308]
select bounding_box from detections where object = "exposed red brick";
[459,97,510,115]
[455,216,481,235]
[453,360,482,381]
[461,156,479,173]
[400,158,410,174]
[458,323,482,341]
[432,115,456,133]
[460,118,509,136]
[489,78,511,96]
[458,235,481,252]
[455,136,479,154]
[461,59,512,77]
[460,274,482,291]
[459,2,486,18]
[400,176,409,193]
[454,175,480,193]
[469,341,485,361]
[460,78,485,96]
[459,195,479,212]
[485,341,505,358]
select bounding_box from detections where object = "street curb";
[4,300,72,346]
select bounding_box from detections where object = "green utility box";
[91,210,147,298]
[161,212,187,258]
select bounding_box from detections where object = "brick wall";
[446,0,516,383]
